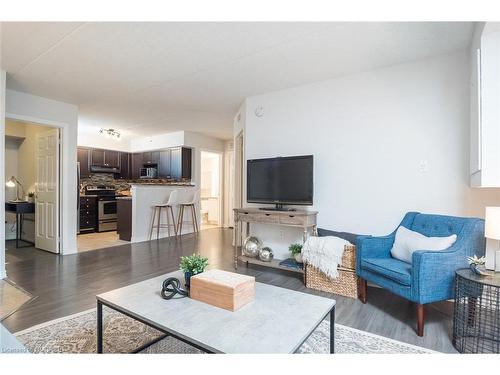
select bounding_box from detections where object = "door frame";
[200,149,224,227]
[234,130,244,210]
[4,114,64,254]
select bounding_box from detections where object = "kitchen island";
[119,184,197,242]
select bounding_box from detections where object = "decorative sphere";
[259,247,274,262]
[242,236,262,258]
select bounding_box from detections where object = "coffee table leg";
[97,300,103,354]
[330,306,335,354]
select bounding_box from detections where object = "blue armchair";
[356,212,485,336]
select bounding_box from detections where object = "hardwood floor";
[3,228,456,352]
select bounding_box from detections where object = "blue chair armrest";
[411,241,469,303]
[356,234,395,272]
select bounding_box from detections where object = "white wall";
[239,50,500,259]
[5,89,79,256]
[0,70,6,278]
[129,131,185,152]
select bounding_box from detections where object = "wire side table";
[453,269,500,353]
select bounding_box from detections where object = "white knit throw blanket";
[302,236,351,279]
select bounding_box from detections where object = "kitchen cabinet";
[170,147,192,180]
[77,148,91,178]
[91,149,105,165]
[79,196,97,232]
[118,152,130,179]
[90,148,120,167]
[117,198,132,241]
[158,149,171,178]
[105,150,120,167]
[131,153,142,179]
[78,146,192,181]
[142,151,160,165]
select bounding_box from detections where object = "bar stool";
[177,190,200,234]
[149,190,178,240]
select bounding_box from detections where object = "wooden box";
[190,269,255,311]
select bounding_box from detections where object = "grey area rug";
[15,307,437,354]
[0,279,35,321]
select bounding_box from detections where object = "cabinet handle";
[265,214,270,216]
[243,212,249,215]
[289,215,295,218]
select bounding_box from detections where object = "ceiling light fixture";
[99,128,121,139]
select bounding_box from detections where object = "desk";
[5,201,35,248]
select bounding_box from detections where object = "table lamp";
[5,176,25,202]
[485,207,500,272]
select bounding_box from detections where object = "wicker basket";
[305,244,358,299]
[305,265,358,299]
[341,244,356,269]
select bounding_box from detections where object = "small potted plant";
[467,255,487,275]
[179,253,209,288]
[289,243,303,263]
[27,192,35,203]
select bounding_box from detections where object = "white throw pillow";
[390,226,457,264]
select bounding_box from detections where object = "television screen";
[247,155,313,206]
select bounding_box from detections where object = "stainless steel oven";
[98,197,117,232]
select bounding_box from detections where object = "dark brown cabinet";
[90,148,120,167]
[104,150,120,167]
[77,146,192,181]
[131,153,142,179]
[118,152,130,179]
[117,198,132,241]
[91,149,105,165]
[142,151,159,165]
[79,196,97,232]
[158,149,171,178]
[170,147,192,180]
[77,148,91,178]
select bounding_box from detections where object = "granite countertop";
[129,183,195,187]
[80,194,129,198]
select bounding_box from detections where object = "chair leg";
[417,304,425,337]
[178,205,184,235]
[359,278,367,304]
[190,205,198,233]
[156,207,162,240]
[166,206,171,238]
[169,206,177,236]
[149,207,157,241]
[192,204,199,233]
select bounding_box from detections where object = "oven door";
[98,199,117,221]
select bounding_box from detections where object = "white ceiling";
[1,22,474,140]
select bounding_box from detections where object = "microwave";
[140,167,157,179]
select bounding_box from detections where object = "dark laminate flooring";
[3,228,456,353]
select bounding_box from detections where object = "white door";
[35,128,60,253]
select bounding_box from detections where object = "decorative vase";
[242,236,263,258]
[294,253,303,263]
[259,247,274,262]
[184,271,193,288]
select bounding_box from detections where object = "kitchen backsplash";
[80,174,193,194]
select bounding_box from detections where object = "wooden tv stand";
[233,207,318,273]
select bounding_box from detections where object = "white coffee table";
[96,270,336,354]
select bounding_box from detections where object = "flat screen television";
[247,155,313,210]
